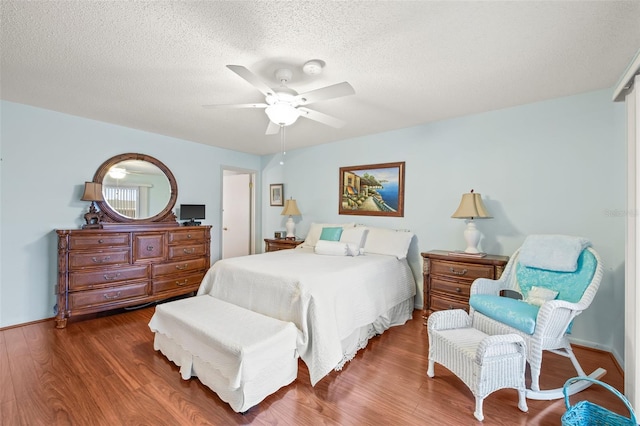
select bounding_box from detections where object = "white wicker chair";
[469,246,605,400]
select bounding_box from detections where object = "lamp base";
[82,201,103,229]
[462,220,481,253]
[285,216,295,239]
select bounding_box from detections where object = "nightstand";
[421,250,509,324]
[264,238,304,252]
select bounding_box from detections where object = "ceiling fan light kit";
[203,63,355,133]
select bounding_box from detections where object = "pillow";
[362,227,414,259]
[524,286,559,307]
[314,240,360,256]
[300,222,355,248]
[339,227,369,253]
[319,227,343,241]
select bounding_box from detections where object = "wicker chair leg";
[427,360,435,378]
[474,397,485,421]
[518,389,528,413]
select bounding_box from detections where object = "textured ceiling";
[2,1,640,155]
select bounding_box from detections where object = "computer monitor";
[179,204,205,226]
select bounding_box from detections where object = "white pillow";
[301,222,355,248]
[362,227,414,259]
[525,286,559,307]
[339,227,369,254]
[314,240,359,256]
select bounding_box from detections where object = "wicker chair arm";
[427,309,471,331]
[475,334,526,364]
[470,278,506,295]
[533,299,584,336]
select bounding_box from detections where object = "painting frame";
[339,161,405,217]
[270,183,284,207]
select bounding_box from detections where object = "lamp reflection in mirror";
[281,198,301,239]
[81,182,104,229]
[451,189,492,253]
[108,167,127,180]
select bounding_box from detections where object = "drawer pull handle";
[187,234,192,239]
[449,267,467,276]
[98,239,104,244]
[175,279,189,286]
[91,256,111,263]
[183,248,195,254]
[455,287,461,293]
[104,291,122,300]
[147,245,154,251]
[175,264,188,270]
[103,273,121,281]
[448,305,454,310]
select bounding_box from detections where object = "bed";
[195,224,417,386]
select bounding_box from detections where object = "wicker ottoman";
[148,295,299,413]
[427,309,528,421]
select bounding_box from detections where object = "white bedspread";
[197,247,416,385]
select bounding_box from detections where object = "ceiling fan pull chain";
[280,125,286,165]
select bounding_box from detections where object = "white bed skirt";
[336,297,414,370]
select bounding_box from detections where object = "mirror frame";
[92,153,178,225]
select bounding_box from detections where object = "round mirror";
[93,153,178,225]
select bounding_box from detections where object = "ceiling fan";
[203,64,355,135]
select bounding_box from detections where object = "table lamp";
[281,198,301,239]
[81,181,104,229]
[451,189,491,253]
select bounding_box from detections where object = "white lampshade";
[265,103,300,126]
[451,190,491,253]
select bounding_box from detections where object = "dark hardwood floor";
[1,307,628,425]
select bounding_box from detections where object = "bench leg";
[518,389,528,413]
[427,360,435,378]
[474,397,484,421]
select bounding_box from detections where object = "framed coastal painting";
[270,183,284,206]
[339,161,405,217]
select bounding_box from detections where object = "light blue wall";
[0,101,262,327]
[262,89,627,363]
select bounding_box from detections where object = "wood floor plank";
[0,307,628,425]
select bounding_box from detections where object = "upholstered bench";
[427,309,528,421]
[148,295,299,413]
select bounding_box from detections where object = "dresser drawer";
[69,281,148,310]
[430,293,470,312]
[431,277,471,298]
[431,259,495,281]
[68,233,130,250]
[153,271,204,293]
[69,250,130,269]
[152,258,207,277]
[169,229,207,244]
[168,244,207,260]
[69,266,148,291]
[133,233,165,262]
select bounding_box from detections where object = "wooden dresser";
[421,250,509,323]
[264,238,304,252]
[56,225,211,328]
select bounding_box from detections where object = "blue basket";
[561,377,637,426]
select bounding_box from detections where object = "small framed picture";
[274,231,284,239]
[270,183,284,206]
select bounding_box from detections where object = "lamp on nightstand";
[281,198,301,239]
[451,190,492,253]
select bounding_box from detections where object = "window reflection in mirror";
[102,159,171,219]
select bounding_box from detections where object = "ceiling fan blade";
[202,103,268,109]
[265,121,281,135]
[293,82,355,106]
[298,107,346,128]
[227,65,275,97]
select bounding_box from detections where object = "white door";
[222,172,252,258]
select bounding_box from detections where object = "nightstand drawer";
[431,277,471,298]
[431,259,495,281]
[430,294,470,312]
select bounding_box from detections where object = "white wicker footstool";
[148,295,299,413]
[427,309,528,421]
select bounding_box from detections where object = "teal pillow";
[319,227,343,241]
